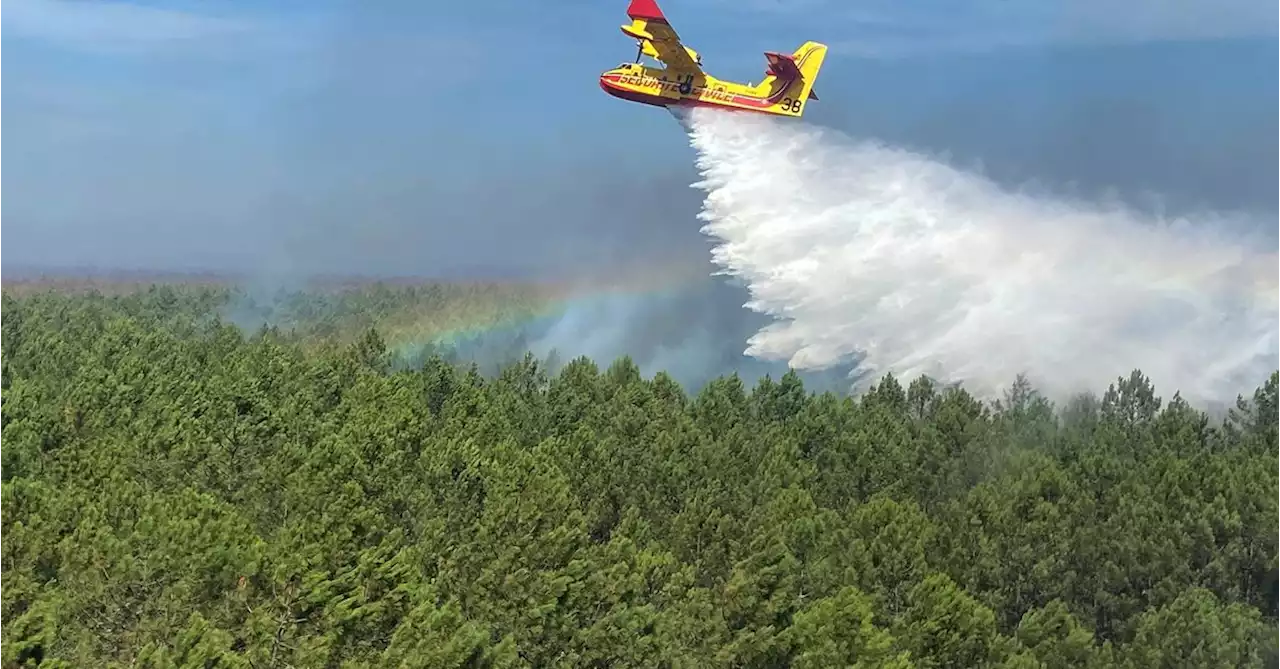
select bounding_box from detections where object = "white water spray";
[684,107,1278,404]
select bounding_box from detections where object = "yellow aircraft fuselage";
[599,62,814,117]
[600,0,827,118]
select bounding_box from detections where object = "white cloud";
[3,0,267,55]
[1053,0,1277,43]
[706,0,1277,57]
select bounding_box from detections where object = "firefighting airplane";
[599,0,827,118]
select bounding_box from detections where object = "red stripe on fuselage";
[599,78,671,107]
[599,73,787,110]
[599,75,790,116]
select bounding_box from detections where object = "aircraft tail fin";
[764,41,827,116]
[793,41,827,103]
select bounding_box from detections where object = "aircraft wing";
[621,0,702,73]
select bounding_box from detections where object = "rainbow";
[378,263,709,364]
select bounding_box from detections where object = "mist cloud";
[686,107,1277,404]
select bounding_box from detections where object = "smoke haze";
[400,276,862,394]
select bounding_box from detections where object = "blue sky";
[4,0,1277,277]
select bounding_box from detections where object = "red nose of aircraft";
[599,73,614,95]
[598,72,633,103]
